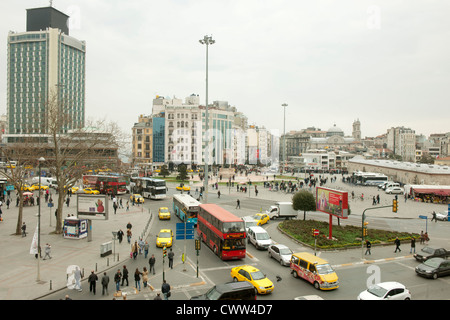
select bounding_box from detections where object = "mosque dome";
[326,124,344,137]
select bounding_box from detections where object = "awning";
[412,188,450,196]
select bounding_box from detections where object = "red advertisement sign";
[316,187,348,219]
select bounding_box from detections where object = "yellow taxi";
[156,229,173,248]
[176,184,190,191]
[130,194,145,204]
[252,213,270,226]
[31,184,49,191]
[230,265,274,295]
[83,188,100,194]
[21,184,34,192]
[158,207,171,220]
[66,186,79,193]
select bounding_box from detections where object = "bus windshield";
[223,222,245,233]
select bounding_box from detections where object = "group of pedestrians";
[98,222,173,299]
[364,233,430,256]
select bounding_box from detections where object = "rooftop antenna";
[49,0,53,7]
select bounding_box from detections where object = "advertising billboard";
[316,187,348,219]
[77,194,108,220]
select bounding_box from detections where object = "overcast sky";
[1,0,449,139]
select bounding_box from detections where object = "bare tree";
[0,138,44,235]
[44,89,127,234]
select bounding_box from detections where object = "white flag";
[30,225,39,255]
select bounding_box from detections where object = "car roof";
[375,282,406,290]
[238,265,260,273]
[271,244,289,249]
[159,229,172,232]
[248,226,266,232]
[215,281,255,292]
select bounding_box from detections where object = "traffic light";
[195,239,201,250]
[392,199,398,212]
[163,246,167,257]
[363,222,369,237]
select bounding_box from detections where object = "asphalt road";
[40,180,450,301]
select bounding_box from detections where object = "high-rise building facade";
[7,6,86,134]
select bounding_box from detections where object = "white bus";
[353,171,388,186]
[173,194,201,225]
[132,177,167,200]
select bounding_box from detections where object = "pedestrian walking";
[101,272,110,295]
[161,280,171,300]
[43,243,52,260]
[6,198,10,209]
[376,194,380,204]
[410,237,416,254]
[217,190,221,198]
[134,268,142,291]
[431,211,437,222]
[424,232,430,244]
[66,197,70,207]
[142,267,149,288]
[138,238,145,255]
[21,222,27,237]
[117,229,124,244]
[420,231,425,244]
[74,266,82,291]
[236,199,240,209]
[168,248,174,269]
[114,269,122,292]
[88,271,98,294]
[394,237,401,253]
[144,241,149,258]
[126,229,132,244]
[121,265,129,286]
[132,240,139,260]
[372,196,376,205]
[149,254,156,274]
[154,293,162,300]
[365,240,372,255]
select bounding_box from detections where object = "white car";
[268,244,293,266]
[435,212,448,221]
[357,282,411,300]
[385,187,404,194]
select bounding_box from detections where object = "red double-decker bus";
[197,204,246,260]
[82,175,128,195]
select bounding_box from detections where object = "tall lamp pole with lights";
[37,156,45,282]
[199,35,215,203]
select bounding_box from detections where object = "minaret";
[352,119,361,141]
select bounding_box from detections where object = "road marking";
[333,255,414,269]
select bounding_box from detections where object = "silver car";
[268,244,293,266]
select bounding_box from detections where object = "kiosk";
[63,217,88,239]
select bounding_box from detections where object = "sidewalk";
[0,194,152,300]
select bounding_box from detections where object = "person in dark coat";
[88,271,98,295]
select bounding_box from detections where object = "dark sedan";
[415,258,450,279]
[414,247,450,262]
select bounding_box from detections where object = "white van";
[31,177,57,188]
[384,182,400,190]
[247,226,272,250]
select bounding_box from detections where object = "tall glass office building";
[7,6,86,135]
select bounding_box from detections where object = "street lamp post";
[199,35,215,203]
[282,103,288,173]
[37,157,45,282]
